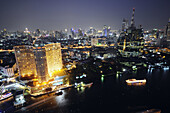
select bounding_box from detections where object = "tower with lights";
[117,8,144,57]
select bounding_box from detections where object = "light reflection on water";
[101,76,104,83]
[77,86,85,93]
[1,67,170,113]
[55,90,67,105]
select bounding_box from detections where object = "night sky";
[0,0,170,31]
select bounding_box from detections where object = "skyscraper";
[14,43,63,83]
[70,28,76,37]
[33,46,49,83]
[45,43,63,77]
[86,27,97,36]
[117,9,144,57]
[14,45,37,77]
[122,18,129,31]
[103,25,111,37]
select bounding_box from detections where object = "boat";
[55,90,63,95]
[13,94,26,107]
[0,92,13,101]
[126,79,146,86]
[75,82,93,88]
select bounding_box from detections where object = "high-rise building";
[78,29,83,37]
[33,47,49,83]
[122,18,129,31]
[35,29,41,36]
[45,43,63,77]
[14,43,63,83]
[103,25,111,37]
[86,27,97,36]
[14,45,37,77]
[117,8,144,57]
[70,28,76,37]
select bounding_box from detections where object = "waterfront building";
[14,43,63,83]
[14,45,37,77]
[45,43,63,77]
[33,46,49,83]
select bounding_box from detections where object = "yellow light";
[42,82,47,85]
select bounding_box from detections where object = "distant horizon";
[1,25,167,33]
[0,0,170,32]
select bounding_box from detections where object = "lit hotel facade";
[14,43,63,83]
[14,45,37,77]
[33,46,49,83]
[45,43,62,77]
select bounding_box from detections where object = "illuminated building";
[14,43,63,83]
[14,45,37,77]
[45,43,63,77]
[86,27,97,36]
[33,46,49,83]
[122,18,129,31]
[0,65,15,77]
[91,38,98,46]
[70,28,76,37]
[117,8,144,57]
[103,25,111,37]
[24,28,30,36]
[78,28,83,37]
[35,29,41,36]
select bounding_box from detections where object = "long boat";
[126,79,146,86]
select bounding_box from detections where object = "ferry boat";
[0,92,13,101]
[75,82,93,88]
[126,79,146,86]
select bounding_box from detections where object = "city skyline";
[0,0,170,31]
[0,1,170,112]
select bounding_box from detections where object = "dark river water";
[0,68,170,113]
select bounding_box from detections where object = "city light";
[0,1,169,112]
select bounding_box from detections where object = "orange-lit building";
[45,43,62,77]
[14,45,37,77]
[14,43,63,83]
